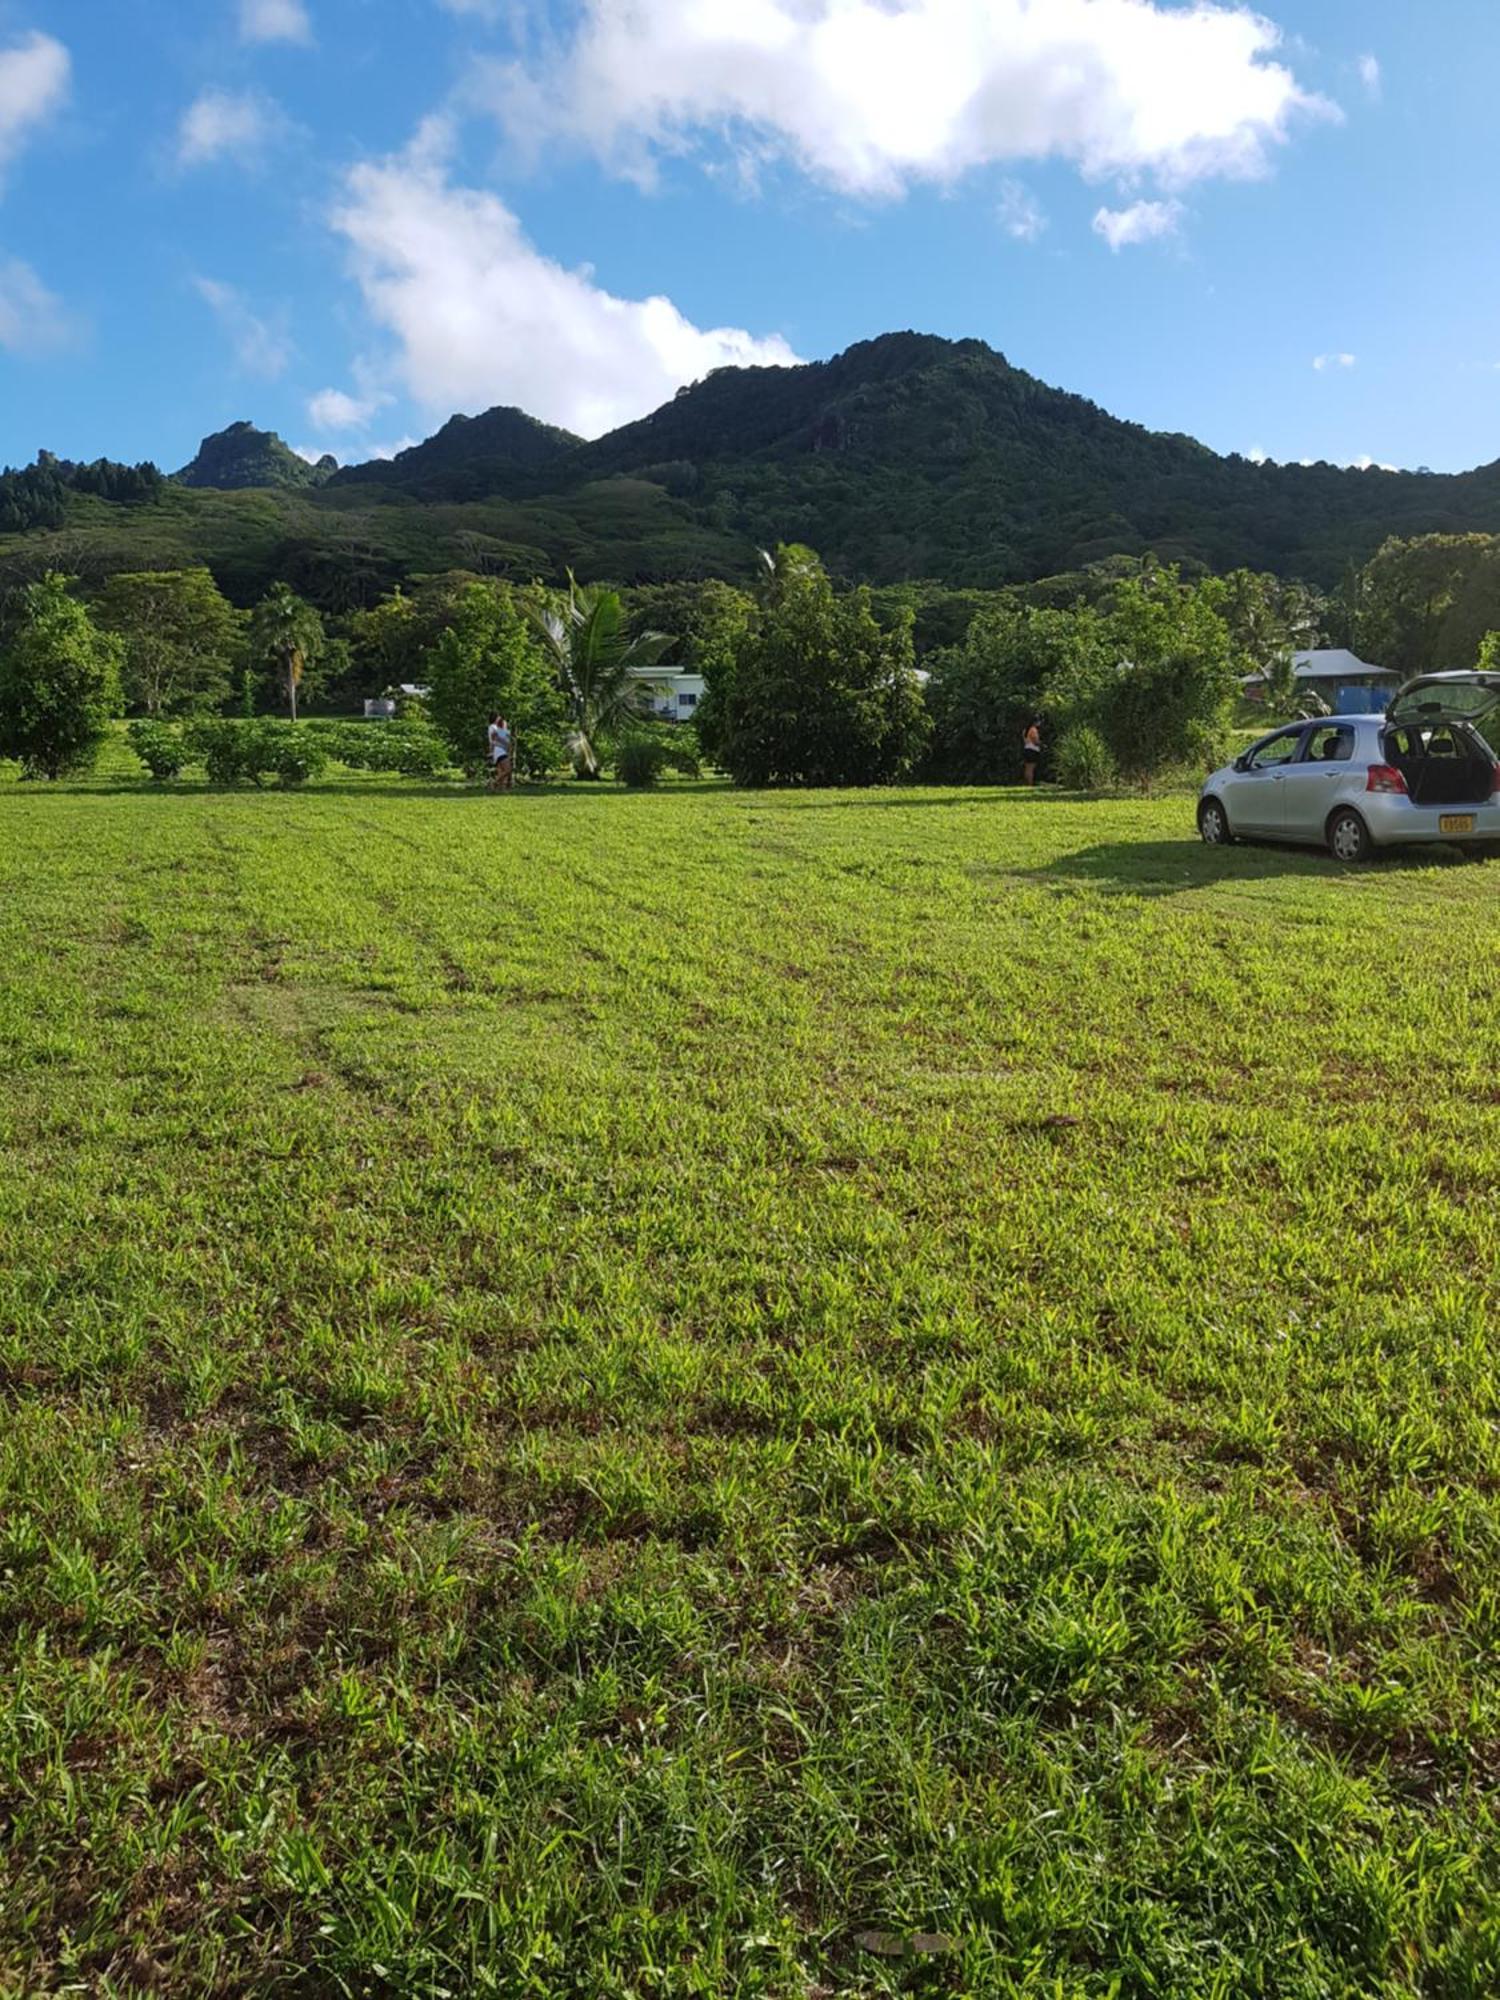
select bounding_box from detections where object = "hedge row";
[128,718,451,788]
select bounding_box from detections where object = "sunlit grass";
[2,765,1498,1995]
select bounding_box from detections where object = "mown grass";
[1,763,1498,1996]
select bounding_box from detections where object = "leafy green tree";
[716,546,929,787]
[1094,571,1238,784]
[347,587,420,696]
[93,568,243,716]
[425,582,566,777]
[532,577,671,777]
[249,584,325,721]
[925,603,1109,782]
[1355,535,1500,678]
[0,572,122,778]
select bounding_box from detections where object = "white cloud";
[307,385,387,430]
[1247,443,1267,465]
[193,276,293,377]
[176,88,283,168]
[0,254,74,353]
[488,0,1333,200]
[1312,351,1356,371]
[1357,53,1381,100]
[329,135,800,438]
[1351,453,1396,472]
[997,177,1047,242]
[1092,196,1183,250]
[0,30,70,180]
[240,0,313,43]
[294,435,420,465]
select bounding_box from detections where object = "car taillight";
[1366,765,1408,795]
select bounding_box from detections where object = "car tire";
[1198,798,1233,846]
[1327,807,1373,864]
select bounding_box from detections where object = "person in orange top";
[1021,717,1042,787]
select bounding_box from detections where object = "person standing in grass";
[495,715,513,791]
[1022,716,1043,787]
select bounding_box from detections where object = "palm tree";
[532,577,671,777]
[249,584,324,723]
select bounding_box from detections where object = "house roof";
[1290,648,1393,680]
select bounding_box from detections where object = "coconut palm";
[249,584,324,723]
[532,577,671,777]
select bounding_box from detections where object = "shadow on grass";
[1023,837,1485,897]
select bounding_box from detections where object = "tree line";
[0,534,1492,789]
[0,453,164,536]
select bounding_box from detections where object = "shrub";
[306,719,449,778]
[186,718,327,788]
[615,732,670,789]
[662,727,701,779]
[1054,725,1116,792]
[188,719,255,787]
[272,733,327,788]
[128,719,187,782]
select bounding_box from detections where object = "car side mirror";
[1233,754,1251,773]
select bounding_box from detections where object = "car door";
[1280,722,1358,840]
[1222,726,1307,834]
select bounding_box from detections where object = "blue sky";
[1,0,1497,476]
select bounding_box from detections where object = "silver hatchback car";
[1199,672,1500,862]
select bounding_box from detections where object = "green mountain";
[336,407,581,499]
[176,422,337,492]
[6,332,1500,608]
[345,332,1500,590]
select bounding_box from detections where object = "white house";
[1245,648,1398,715]
[629,668,706,721]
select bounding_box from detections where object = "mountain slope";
[176,422,336,492]
[336,407,581,500]
[7,333,1500,604]
[348,333,1500,589]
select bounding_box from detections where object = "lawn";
[1,769,1498,1997]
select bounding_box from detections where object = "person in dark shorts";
[1021,718,1042,787]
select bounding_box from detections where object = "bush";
[615,732,670,789]
[272,734,327,788]
[662,727,701,779]
[306,719,450,779]
[1054,725,1116,792]
[187,719,255,786]
[186,718,327,788]
[128,719,187,782]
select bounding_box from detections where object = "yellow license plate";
[1440,815,1476,836]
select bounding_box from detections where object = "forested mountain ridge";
[176,423,336,492]
[332,407,583,499]
[6,332,1500,604]
[496,332,1500,589]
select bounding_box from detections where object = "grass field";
[2,766,1499,1997]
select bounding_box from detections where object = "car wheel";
[1198,798,1232,846]
[1327,807,1372,864]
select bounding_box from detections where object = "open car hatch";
[1390,672,1500,731]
